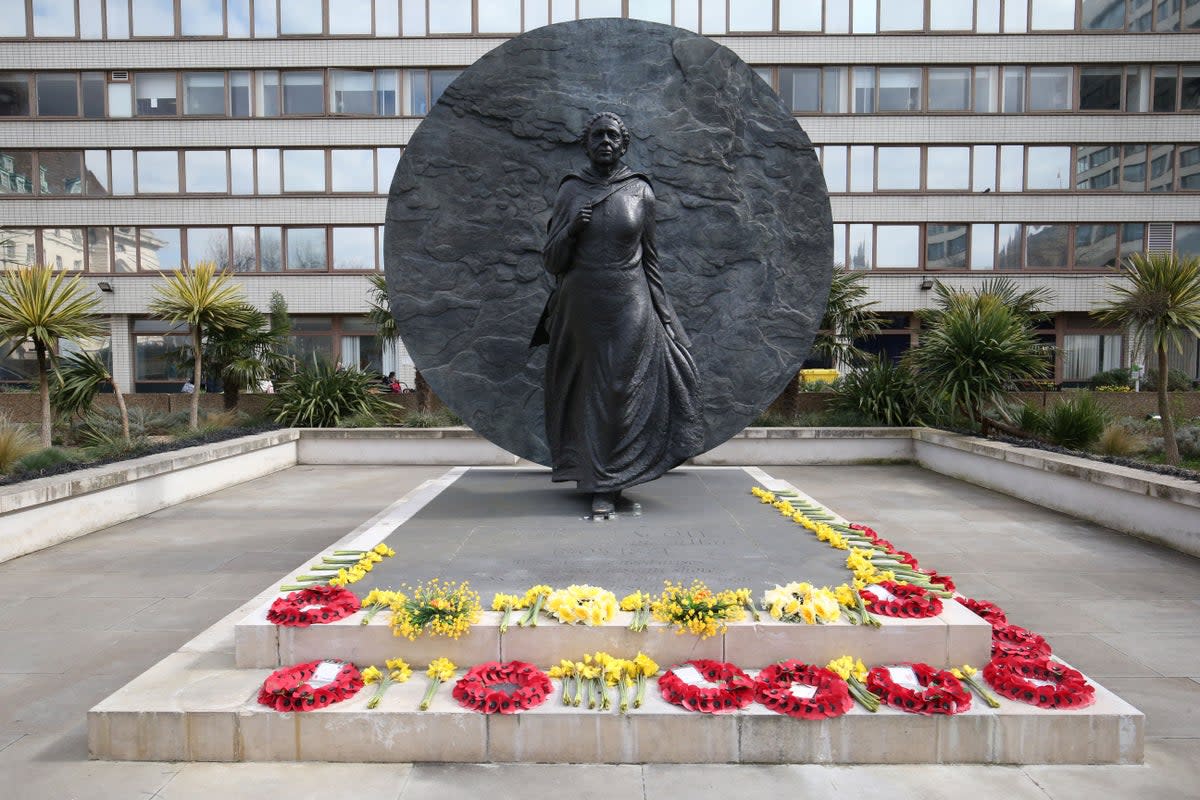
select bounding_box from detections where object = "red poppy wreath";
[956,596,1008,626]
[866,663,972,715]
[984,655,1095,709]
[452,660,553,714]
[860,581,943,618]
[267,585,360,627]
[990,622,1052,658]
[754,660,853,720]
[257,659,363,712]
[659,660,756,714]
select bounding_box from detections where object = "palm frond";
[147,261,247,327]
[0,266,104,355]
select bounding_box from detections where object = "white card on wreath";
[886,666,922,690]
[309,661,342,688]
[789,684,818,699]
[672,665,723,689]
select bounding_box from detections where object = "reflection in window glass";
[832,224,847,267]
[183,73,224,115]
[80,0,104,38]
[850,146,874,192]
[184,150,227,193]
[407,70,428,115]
[999,145,1023,191]
[257,149,281,194]
[1027,147,1071,189]
[139,227,181,270]
[37,74,79,116]
[1082,0,1125,29]
[852,0,877,32]
[930,0,973,29]
[39,150,83,195]
[1128,0,1153,30]
[972,145,997,191]
[1182,69,1200,110]
[33,0,78,36]
[730,0,773,30]
[228,0,250,36]
[84,150,109,195]
[876,147,920,190]
[926,225,968,269]
[876,226,920,268]
[1121,144,1146,191]
[377,148,402,193]
[976,0,1000,32]
[374,69,398,115]
[82,72,105,117]
[106,0,129,38]
[878,68,921,111]
[0,2,27,36]
[1003,0,1027,31]
[478,0,520,31]
[181,0,225,36]
[282,72,323,115]
[135,331,190,380]
[332,149,374,192]
[928,68,970,111]
[330,0,371,34]
[852,68,875,113]
[136,151,179,193]
[230,71,250,116]
[629,0,671,24]
[112,226,136,271]
[43,228,86,271]
[256,71,279,116]
[927,147,970,190]
[1028,67,1072,111]
[230,226,255,271]
[700,0,727,33]
[430,70,460,106]
[330,69,374,114]
[258,227,281,271]
[997,224,1022,269]
[822,146,847,192]
[1119,224,1143,260]
[132,0,176,36]
[429,0,470,32]
[87,227,112,272]
[1080,67,1122,110]
[253,0,276,36]
[1173,225,1200,258]
[1074,224,1118,268]
[971,224,995,269]
[879,0,924,31]
[0,74,31,116]
[825,0,850,33]
[1153,66,1178,112]
[848,225,872,270]
[111,150,134,195]
[1125,65,1150,112]
[0,229,36,267]
[280,0,322,33]
[135,73,177,115]
[0,151,33,195]
[230,149,253,194]
[1179,145,1200,190]
[1075,145,1120,190]
[283,150,325,192]
[287,228,327,270]
[333,228,376,269]
[1030,0,1076,29]
[108,82,132,117]
[779,69,820,112]
[1025,224,1070,267]
[1002,67,1025,112]
[186,228,229,268]
[823,67,849,113]
[1148,144,1175,192]
[780,0,822,30]
[403,0,428,33]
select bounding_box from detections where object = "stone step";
[88,649,1143,765]
[234,603,994,671]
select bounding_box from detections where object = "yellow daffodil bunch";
[518,585,553,627]
[951,663,1001,708]
[390,578,481,641]
[650,579,746,639]
[750,486,776,504]
[419,657,456,710]
[578,656,603,709]
[362,657,412,709]
[834,582,881,627]
[491,592,522,632]
[544,584,618,626]
[826,654,879,711]
[547,659,578,706]
[732,587,762,622]
[762,582,842,624]
[360,588,403,625]
[630,652,658,709]
[620,591,653,632]
[845,548,897,585]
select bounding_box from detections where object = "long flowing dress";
[531,164,705,492]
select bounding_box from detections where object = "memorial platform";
[89,466,1144,765]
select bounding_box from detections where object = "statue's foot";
[591,492,616,518]
[615,491,642,516]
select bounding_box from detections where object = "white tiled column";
[108,315,134,392]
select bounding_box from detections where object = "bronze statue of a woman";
[531,112,706,517]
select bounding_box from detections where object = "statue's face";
[586,119,625,165]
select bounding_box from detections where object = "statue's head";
[582,112,630,166]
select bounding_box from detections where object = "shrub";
[751,411,795,427]
[1041,394,1110,450]
[1173,425,1200,459]
[1089,367,1131,389]
[830,358,927,427]
[0,415,38,472]
[271,359,391,427]
[1016,403,1046,436]
[1095,425,1142,457]
[1142,367,1193,392]
[16,446,75,475]
[401,408,465,428]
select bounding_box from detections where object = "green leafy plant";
[830,357,927,427]
[1040,394,1110,450]
[0,266,104,447]
[1092,252,1200,465]
[812,266,884,369]
[1141,367,1192,393]
[368,274,434,412]
[201,291,294,411]
[400,408,464,428]
[1016,403,1046,436]
[1088,367,1132,390]
[1095,424,1142,457]
[271,357,391,427]
[51,349,131,443]
[0,414,38,472]
[16,446,74,475]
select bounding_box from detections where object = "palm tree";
[812,266,884,369]
[1092,252,1200,466]
[367,273,430,411]
[148,262,248,430]
[0,266,104,447]
[908,278,1053,426]
[202,291,293,410]
[52,349,131,443]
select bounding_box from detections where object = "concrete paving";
[0,463,1197,799]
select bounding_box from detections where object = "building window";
[135,150,179,193]
[180,0,225,36]
[281,71,324,115]
[183,72,225,115]
[1063,334,1123,382]
[139,227,181,270]
[286,227,327,270]
[135,72,177,115]
[36,73,78,116]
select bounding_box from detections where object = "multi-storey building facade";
[2,0,1198,392]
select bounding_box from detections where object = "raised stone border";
[4,427,1196,564]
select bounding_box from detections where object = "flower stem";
[360,603,386,625]
[367,678,392,709]
[419,677,441,711]
[561,676,573,706]
[332,549,366,555]
[498,604,512,633]
[965,675,1001,708]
